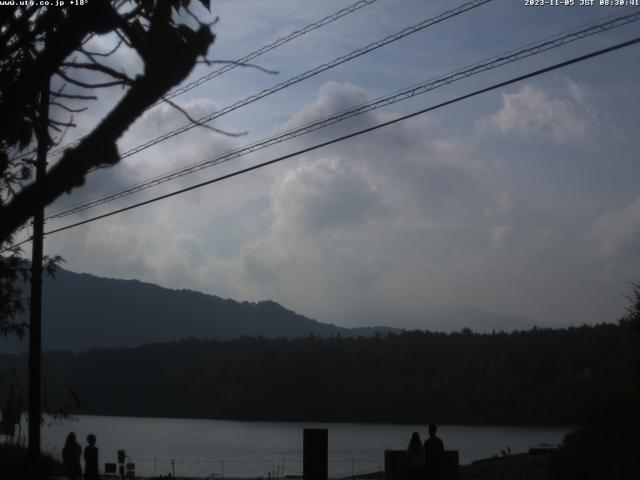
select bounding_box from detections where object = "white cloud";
[591,195,640,261]
[228,154,392,314]
[44,74,638,330]
[14,0,639,339]
[48,97,240,216]
[281,81,373,131]
[272,156,390,234]
[478,79,599,145]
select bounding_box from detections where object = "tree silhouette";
[0,0,215,333]
[620,281,640,333]
[0,323,630,425]
[551,282,640,480]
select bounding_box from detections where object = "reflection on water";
[24,415,567,478]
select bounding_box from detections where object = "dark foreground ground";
[459,452,553,479]
[3,443,553,480]
[51,453,553,480]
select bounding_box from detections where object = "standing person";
[84,433,100,480]
[423,424,444,480]
[62,432,82,480]
[406,432,425,480]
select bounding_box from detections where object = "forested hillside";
[0,267,391,353]
[0,267,547,353]
[0,324,634,425]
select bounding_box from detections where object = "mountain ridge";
[1,267,397,353]
[1,267,551,353]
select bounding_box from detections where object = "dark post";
[118,449,126,477]
[303,428,328,480]
[28,76,49,465]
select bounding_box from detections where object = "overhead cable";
[159,0,382,103]
[25,36,640,244]
[42,0,383,160]
[44,10,640,221]
[55,0,491,169]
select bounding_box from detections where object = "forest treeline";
[0,323,636,425]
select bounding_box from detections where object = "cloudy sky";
[31,0,640,330]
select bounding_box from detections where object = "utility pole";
[28,74,49,466]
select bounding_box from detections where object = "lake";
[26,415,567,478]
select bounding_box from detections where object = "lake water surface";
[29,415,567,478]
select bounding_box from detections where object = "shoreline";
[60,451,555,480]
[27,412,574,429]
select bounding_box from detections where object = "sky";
[27,0,640,330]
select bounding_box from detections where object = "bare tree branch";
[0,1,215,242]
[50,92,98,101]
[197,58,278,75]
[121,4,146,21]
[49,118,76,129]
[50,102,88,114]
[60,62,135,84]
[183,6,219,28]
[114,28,134,49]
[160,96,247,138]
[0,2,122,124]
[50,117,74,148]
[79,39,124,58]
[55,69,128,89]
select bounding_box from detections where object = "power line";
[158,0,382,103]
[41,7,640,218]
[45,0,496,217]
[43,0,383,160]
[4,35,639,253]
[115,0,493,159]
[50,0,490,172]
[44,10,640,221]
[28,36,640,243]
[7,0,495,244]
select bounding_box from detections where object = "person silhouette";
[423,424,444,480]
[62,432,82,480]
[406,431,425,480]
[84,433,99,480]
